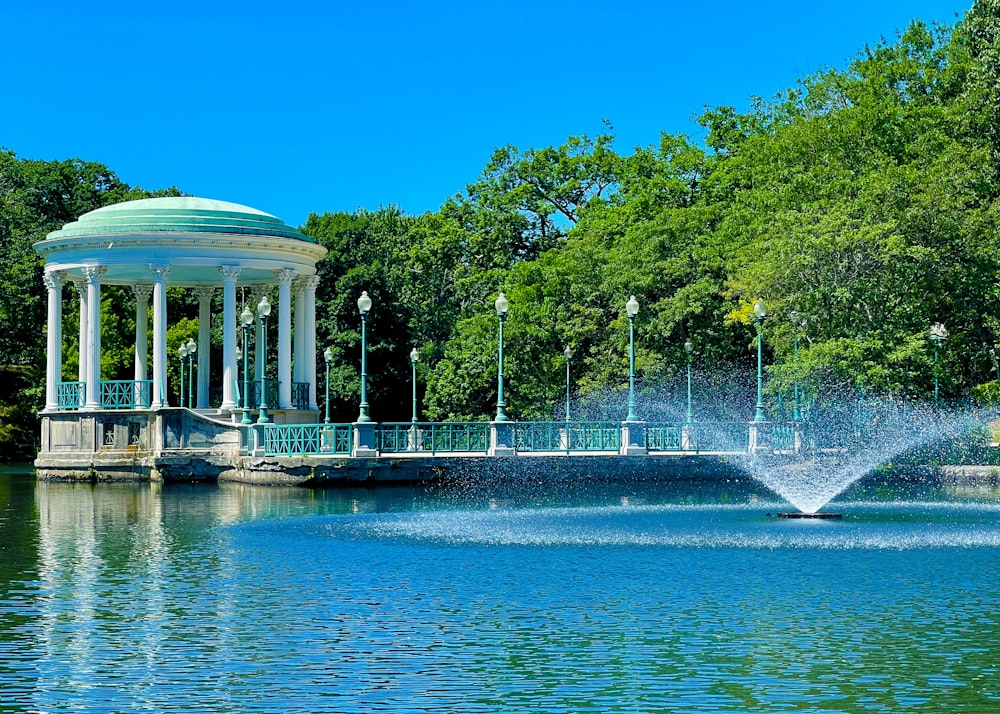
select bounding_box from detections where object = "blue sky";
[2,0,969,228]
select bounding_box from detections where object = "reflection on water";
[1,471,999,712]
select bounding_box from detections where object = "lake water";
[2,466,1000,712]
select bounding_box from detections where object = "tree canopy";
[4,1,1000,459]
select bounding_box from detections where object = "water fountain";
[741,396,990,516]
[568,373,993,518]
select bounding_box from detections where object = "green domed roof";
[45,196,313,242]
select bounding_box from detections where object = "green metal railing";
[642,422,753,453]
[418,422,490,454]
[101,380,152,409]
[514,422,565,452]
[645,424,683,451]
[263,423,352,456]
[513,421,621,452]
[566,422,621,451]
[249,379,279,409]
[691,422,754,452]
[376,423,415,452]
[292,382,310,409]
[770,423,796,451]
[56,381,85,409]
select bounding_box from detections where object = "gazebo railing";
[292,382,310,409]
[101,380,153,409]
[248,379,279,409]
[56,381,85,410]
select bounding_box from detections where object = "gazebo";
[34,196,328,476]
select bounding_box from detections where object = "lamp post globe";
[684,338,694,424]
[357,291,372,422]
[256,296,272,424]
[410,347,420,425]
[323,347,333,424]
[625,295,640,422]
[177,344,188,408]
[494,292,509,421]
[753,298,768,422]
[240,306,254,425]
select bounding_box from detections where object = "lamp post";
[256,295,272,424]
[929,322,948,405]
[625,295,640,422]
[684,338,694,424]
[240,305,254,425]
[186,338,196,410]
[792,332,802,422]
[324,347,333,424]
[410,347,420,424]
[494,292,509,421]
[789,312,806,422]
[177,343,188,408]
[357,291,372,422]
[564,346,573,423]
[753,298,768,422]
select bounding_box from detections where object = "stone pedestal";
[353,421,377,457]
[490,421,515,456]
[621,421,647,455]
[748,421,764,455]
[681,423,695,451]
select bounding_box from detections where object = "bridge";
[259,419,802,458]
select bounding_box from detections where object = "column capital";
[300,274,320,292]
[42,270,64,290]
[274,268,297,286]
[82,265,107,284]
[72,280,87,300]
[133,284,153,302]
[218,265,241,283]
[194,286,216,302]
[149,263,170,281]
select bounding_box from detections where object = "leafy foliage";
[4,2,1000,458]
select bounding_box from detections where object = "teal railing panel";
[56,381,85,410]
[418,422,490,454]
[377,423,414,452]
[566,422,621,451]
[292,382,310,410]
[101,380,152,409]
[513,422,564,452]
[263,423,352,456]
[687,422,749,452]
[645,424,683,451]
[249,379,279,409]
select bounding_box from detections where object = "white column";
[150,264,170,408]
[43,271,64,411]
[195,287,215,409]
[293,278,306,387]
[133,285,152,408]
[275,269,295,409]
[302,275,320,410]
[133,285,152,382]
[82,266,106,410]
[74,281,87,384]
[219,267,240,410]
